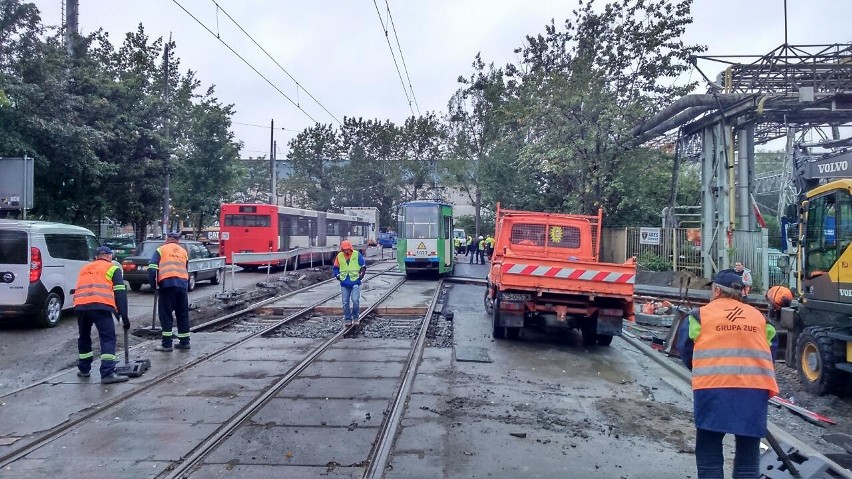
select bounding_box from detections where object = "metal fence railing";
[622,227,774,292]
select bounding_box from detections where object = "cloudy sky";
[30,0,852,157]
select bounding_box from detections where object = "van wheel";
[39,292,63,328]
[210,269,222,285]
[187,273,197,292]
[506,327,521,339]
[129,282,142,291]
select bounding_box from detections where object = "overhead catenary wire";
[210,0,342,125]
[171,0,319,124]
[372,0,416,116]
[383,0,420,115]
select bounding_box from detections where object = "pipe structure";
[631,94,752,139]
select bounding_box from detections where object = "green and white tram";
[396,201,454,277]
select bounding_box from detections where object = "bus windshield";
[405,205,439,239]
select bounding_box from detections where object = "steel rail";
[0,267,399,468]
[160,277,410,478]
[364,279,444,478]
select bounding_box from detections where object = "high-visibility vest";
[156,243,189,281]
[466,236,472,246]
[766,286,793,310]
[74,259,118,310]
[336,250,362,281]
[478,239,486,250]
[692,298,778,395]
[486,236,495,247]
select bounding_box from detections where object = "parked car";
[121,239,224,292]
[377,232,398,249]
[0,220,99,327]
[100,236,137,262]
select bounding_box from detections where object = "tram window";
[405,206,438,239]
[327,221,340,236]
[295,217,311,235]
[224,214,271,227]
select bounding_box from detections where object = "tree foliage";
[0,1,242,237]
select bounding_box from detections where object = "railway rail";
[0,264,424,475]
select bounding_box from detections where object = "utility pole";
[63,0,78,56]
[162,34,172,237]
[270,119,277,205]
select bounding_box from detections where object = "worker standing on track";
[477,235,486,264]
[148,232,191,351]
[466,235,474,259]
[73,246,130,384]
[485,234,495,260]
[677,269,779,479]
[334,240,366,327]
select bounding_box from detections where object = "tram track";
[160,278,440,478]
[0,266,403,470]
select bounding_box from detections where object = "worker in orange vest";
[148,232,191,351]
[677,269,778,479]
[73,246,130,384]
[765,285,794,323]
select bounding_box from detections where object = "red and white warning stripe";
[502,263,635,284]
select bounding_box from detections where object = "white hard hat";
[479,236,484,239]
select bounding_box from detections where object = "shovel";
[115,318,151,377]
[133,287,162,337]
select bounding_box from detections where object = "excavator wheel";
[796,326,840,396]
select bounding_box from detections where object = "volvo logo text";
[817,161,849,174]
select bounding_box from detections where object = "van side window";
[0,230,28,264]
[45,234,93,261]
[85,236,99,260]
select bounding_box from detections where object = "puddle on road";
[588,357,632,385]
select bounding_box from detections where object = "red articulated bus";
[219,203,371,269]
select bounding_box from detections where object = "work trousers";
[77,309,117,378]
[695,428,761,479]
[158,286,190,347]
[341,284,361,323]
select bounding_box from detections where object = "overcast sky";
[30,0,852,157]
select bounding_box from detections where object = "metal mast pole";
[162,35,171,237]
[64,0,78,55]
[270,119,276,205]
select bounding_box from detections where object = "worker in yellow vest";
[333,240,366,327]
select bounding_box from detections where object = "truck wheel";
[129,282,142,291]
[491,296,505,339]
[596,335,613,346]
[581,316,598,347]
[39,291,63,328]
[484,287,494,316]
[796,326,840,396]
[187,273,197,292]
[210,269,222,285]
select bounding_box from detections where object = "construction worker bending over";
[677,269,778,479]
[73,246,130,384]
[149,232,191,351]
[334,240,366,327]
[765,285,793,323]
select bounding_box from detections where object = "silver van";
[0,220,99,327]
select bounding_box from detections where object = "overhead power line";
[232,121,300,132]
[172,0,319,124]
[372,0,416,116]
[383,0,420,115]
[210,0,342,125]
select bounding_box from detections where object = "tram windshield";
[405,205,439,239]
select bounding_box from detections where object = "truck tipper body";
[484,204,635,345]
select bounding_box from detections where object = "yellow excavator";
[780,139,852,396]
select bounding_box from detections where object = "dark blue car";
[377,232,397,248]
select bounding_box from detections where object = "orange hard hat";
[341,240,353,251]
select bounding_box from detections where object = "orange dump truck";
[484,204,635,346]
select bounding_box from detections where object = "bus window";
[224,214,271,227]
